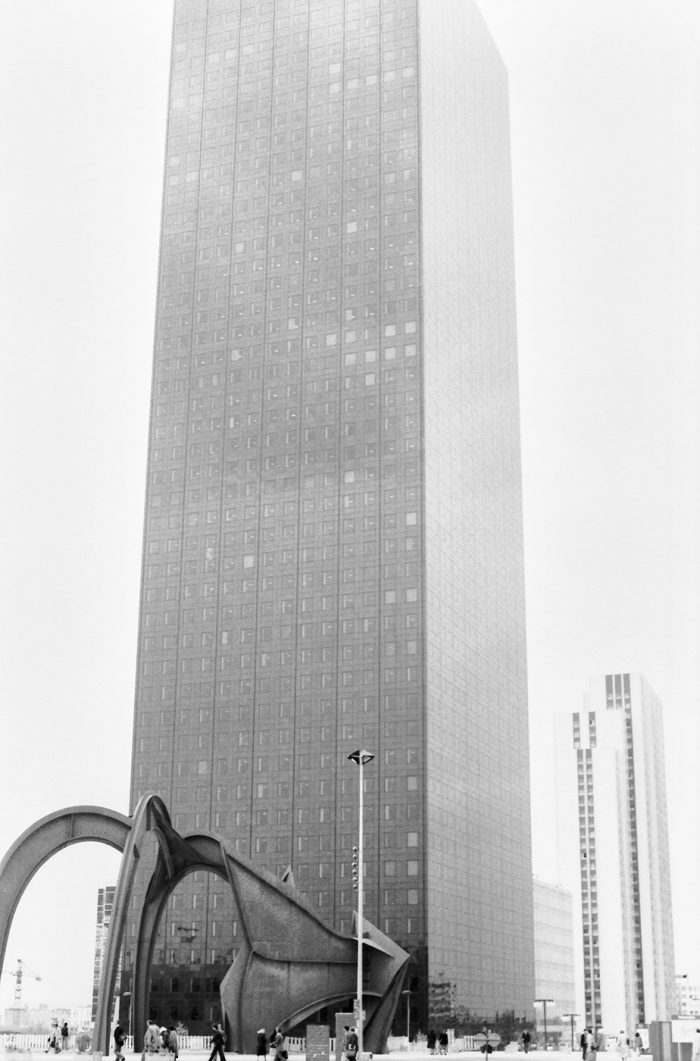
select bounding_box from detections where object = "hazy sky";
[1,0,698,1013]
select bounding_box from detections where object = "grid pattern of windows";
[571,674,675,1031]
[127,0,532,1033]
[578,747,600,1027]
[92,887,117,1023]
[419,0,533,1019]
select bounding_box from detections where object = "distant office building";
[555,674,676,1034]
[127,0,534,1034]
[533,879,576,1040]
[675,978,700,1018]
[3,1007,27,1030]
[70,1004,95,1030]
[92,886,119,1023]
[0,1005,66,1033]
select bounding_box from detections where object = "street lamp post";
[348,749,375,1061]
[563,1014,580,1052]
[122,991,132,1041]
[402,989,411,1043]
[535,1000,554,1051]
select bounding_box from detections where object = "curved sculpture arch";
[0,805,131,989]
[0,795,408,1055]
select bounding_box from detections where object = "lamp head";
[348,749,375,766]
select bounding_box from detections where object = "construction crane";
[6,959,42,1003]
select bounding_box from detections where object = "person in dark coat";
[208,1024,226,1061]
[345,1029,358,1061]
[256,1030,268,1057]
[114,1023,126,1061]
[427,1031,437,1055]
[522,1031,531,1054]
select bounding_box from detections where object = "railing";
[1,1034,70,1052]
[0,1031,484,1054]
[0,1034,308,1055]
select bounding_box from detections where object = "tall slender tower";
[128,0,533,1034]
[92,887,119,1024]
[555,674,676,1033]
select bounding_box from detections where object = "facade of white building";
[554,673,676,1035]
[91,886,120,1025]
[675,978,700,1018]
[533,879,576,1042]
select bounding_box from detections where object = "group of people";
[212,1021,289,1061]
[146,1021,179,1059]
[46,1022,70,1054]
[580,1028,644,1058]
[580,1028,599,1059]
[426,1030,450,1054]
[337,1026,359,1061]
[614,1031,642,1059]
[114,1017,290,1061]
[107,1017,660,1061]
[114,1018,180,1061]
[254,1026,288,1061]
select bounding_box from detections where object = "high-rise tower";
[555,673,676,1033]
[128,0,533,1034]
[92,886,118,1024]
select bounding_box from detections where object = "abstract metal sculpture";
[0,795,408,1054]
[0,804,131,985]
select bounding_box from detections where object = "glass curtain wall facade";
[127,0,534,1034]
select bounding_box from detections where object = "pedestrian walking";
[61,1023,69,1052]
[339,1025,351,1061]
[272,1028,288,1061]
[208,1023,226,1061]
[143,1021,160,1056]
[438,1031,448,1056]
[343,1028,357,1061]
[167,1027,179,1060]
[114,1023,126,1061]
[522,1031,531,1054]
[256,1029,268,1057]
[634,1033,643,1056]
[427,1031,437,1055]
[589,1030,600,1061]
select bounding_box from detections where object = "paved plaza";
[0,1050,646,1061]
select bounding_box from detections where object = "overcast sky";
[1,0,698,1013]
